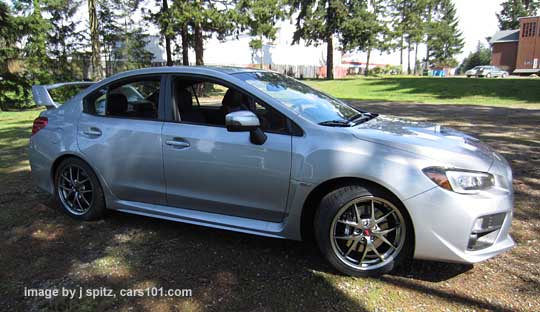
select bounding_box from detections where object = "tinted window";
[85,78,160,120]
[173,78,289,134]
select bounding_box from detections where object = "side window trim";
[166,73,303,136]
[83,74,165,121]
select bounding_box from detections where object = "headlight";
[422,167,494,194]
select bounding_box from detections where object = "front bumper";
[404,186,514,264]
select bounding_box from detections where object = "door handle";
[83,127,102,137]
[166,139,190,149]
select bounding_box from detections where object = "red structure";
[490,16,540,75]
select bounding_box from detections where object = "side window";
[173,78,289,134]
[85,78,160,120]
[252,100,289,134]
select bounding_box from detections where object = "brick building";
[490,16,540,75]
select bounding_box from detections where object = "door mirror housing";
[225,110,267,145]
[225,110,260,132]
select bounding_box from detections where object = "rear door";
[161,76,293,222]
[77,75,166,205]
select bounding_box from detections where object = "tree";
[388,0,430,74]
[0,1,27,110]
[289,0,348,79]
[98,0,153,74]
[145,0,174,65]
[88,0,103,79]
[457,42,491,74]
[341,0,391,76]
[426,0,464,68]
[44,0,85,80]
[497,0,539,30]
[236,0,286,68]
[97,0,122,75]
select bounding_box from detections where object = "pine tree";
[389,0,430,74]
[236,0,286,68]
[44,0,85,80]
[341,0,391,76]
[498,0,539,30]
[457,42,491,73]
[289,0,348,79]
[0,2,27,110]
[426,0,464,68]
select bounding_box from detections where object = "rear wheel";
[54,158,105,220]
[314,185,413,277]
[486,73,492,78]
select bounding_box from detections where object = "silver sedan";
[466,66,509,78]
[29,67,514,276]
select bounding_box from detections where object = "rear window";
[84,78,160,120]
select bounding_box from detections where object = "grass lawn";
[0,98,539,310]
[0,109,43,174]
[306,76,540,108]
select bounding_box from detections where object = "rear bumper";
[29,136,54,194]
[405,186,514,264]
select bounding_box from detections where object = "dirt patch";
[0,102,538,311]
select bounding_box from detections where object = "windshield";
[234,71,361,124]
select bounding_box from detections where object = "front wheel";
[486,73,492,78]
[314,185,413,277]
[54,158,106,220]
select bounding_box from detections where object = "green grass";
[0,109,42,174]
[306,76,540,107]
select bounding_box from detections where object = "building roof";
[489,30,520,44]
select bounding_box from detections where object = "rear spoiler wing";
[32,81,95,109]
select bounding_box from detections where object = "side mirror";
[225,110,260,132]
[225,110,267,145]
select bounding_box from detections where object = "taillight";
[31,117,48,136]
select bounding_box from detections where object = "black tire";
[314,184,413,277]
[54,157,106,221]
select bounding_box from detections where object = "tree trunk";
[194,23,204,66]
[259,35,264,69]
[88,0,102,80]
[425,5,432,70]
[399,34,404,73]
[407,38,411,75]
[365,48,371,76]
[163,0,172,66]
[326,34,334,80]
[181,25,189,65]
[414,42,419,75]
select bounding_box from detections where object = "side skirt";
[112,200,287,239]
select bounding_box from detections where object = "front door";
[162,77,292,222]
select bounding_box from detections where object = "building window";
[522,22,537,37]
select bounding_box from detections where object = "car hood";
[351,116,498,171]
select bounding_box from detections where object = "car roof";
[106,65,263,80]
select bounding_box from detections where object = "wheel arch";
[300,177,415,246]
[50,153,110,204]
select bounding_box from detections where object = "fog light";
[467,213,506,251]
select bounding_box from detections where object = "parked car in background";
[30,67,514,277]
[466,66,509,78]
